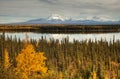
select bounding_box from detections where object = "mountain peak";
[14,15,120,25]
[48,14,66,21]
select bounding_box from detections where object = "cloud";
[39,0,59,4]
[38,0,120,16]
[0,0,120,23]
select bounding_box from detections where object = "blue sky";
[0,0,120,23]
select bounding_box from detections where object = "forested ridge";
[0,24,120,33]
[0,34,120,79]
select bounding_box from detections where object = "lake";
[0,32,120,42]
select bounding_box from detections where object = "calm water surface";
[0,32,120,42]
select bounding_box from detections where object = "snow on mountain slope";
[78,16,117,22]
[12,15,120,25]
[47,14,67,21]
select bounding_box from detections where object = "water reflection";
[0,32,120,42]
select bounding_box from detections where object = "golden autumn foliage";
[0,35,120,79]
[92,71,97,79]
[104,73,109,79]
[14,44,47,79]
[4,49,11,70]
[58,72,63,79]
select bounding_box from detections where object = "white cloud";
[77,15,117,21]
[0,16,31,24]
[0,0,120,23]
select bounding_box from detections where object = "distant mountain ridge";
[14,14,120,25]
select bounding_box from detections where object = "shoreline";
[0,24,120,33]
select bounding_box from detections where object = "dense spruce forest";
[0,33,120,79]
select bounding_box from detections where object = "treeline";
[0,34,120,79]
[0,24,120,33]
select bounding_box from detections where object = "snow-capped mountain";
[14,15,120,25]
[77,16,116,22]
[47,14,67,21]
